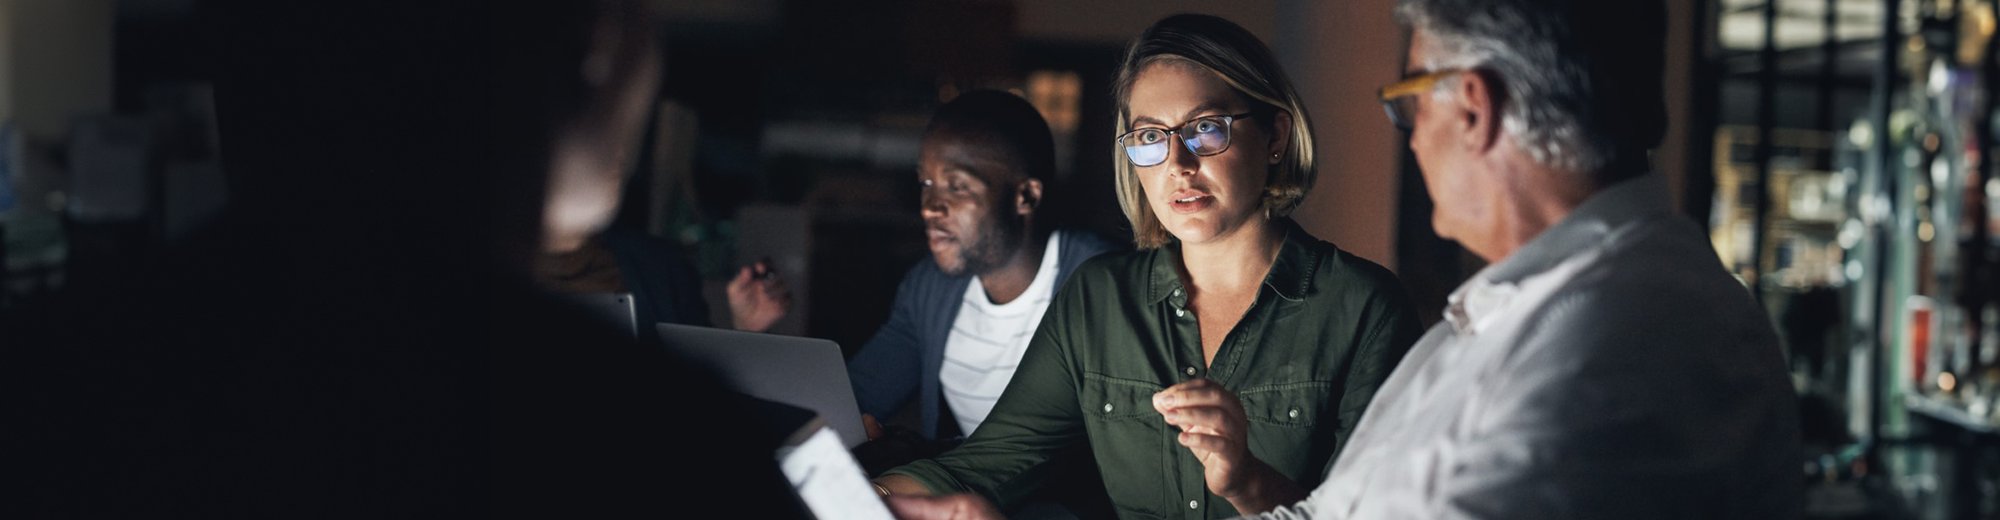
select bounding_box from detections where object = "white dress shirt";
[1248,174,1801,519]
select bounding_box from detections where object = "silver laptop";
[655,323,868,448]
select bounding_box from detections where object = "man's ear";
[1016,178,1044,216]
[1454,70,1505,155]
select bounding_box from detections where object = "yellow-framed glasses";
[1377,69,1464,131]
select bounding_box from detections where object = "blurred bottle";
[1911,296,1934,390]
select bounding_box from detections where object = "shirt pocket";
[1080,372,1168,518]
[1237,380,1333,428]
[1081,372,1161,420]
[1237,381,1337,483]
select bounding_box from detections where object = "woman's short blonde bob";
[1110,14,1317,249]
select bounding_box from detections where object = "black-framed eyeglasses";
[1115,112,1256,168]
[1377,69,1464,131]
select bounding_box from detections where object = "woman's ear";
[1267,109,1293,165]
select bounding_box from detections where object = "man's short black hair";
[923,90,1057,189]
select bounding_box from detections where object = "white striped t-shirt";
[940,231,1064,436]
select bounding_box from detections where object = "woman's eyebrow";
[1130,100,1237,128]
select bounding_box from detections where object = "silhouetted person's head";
[538,0,658,254]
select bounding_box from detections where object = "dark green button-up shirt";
[885,221,1422,519]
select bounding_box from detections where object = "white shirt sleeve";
[1237,490,1330,520]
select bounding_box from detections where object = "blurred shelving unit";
[1704,0,2000,517]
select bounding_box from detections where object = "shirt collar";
[1484,172,1671,284]
[1147,218,1322,306]
[1444,172,1671,334]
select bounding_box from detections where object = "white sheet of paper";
[777,426,895,520]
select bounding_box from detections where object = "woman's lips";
[1168,191,1214,214]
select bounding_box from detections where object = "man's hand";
[726,259,791,332]
[885,494,1004,520]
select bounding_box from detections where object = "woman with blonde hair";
[876,14,1420,518]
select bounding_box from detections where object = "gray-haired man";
[1251,0,1802,518]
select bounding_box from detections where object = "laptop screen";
[656,323,869,448]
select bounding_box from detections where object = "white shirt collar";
[1441,173,1670,336]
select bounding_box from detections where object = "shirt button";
[1189,500,1199,509]
[1175,308,1186,317]
[1184,366,1197,376]
[1288,408,1299,419]
[1103,403,1114,413]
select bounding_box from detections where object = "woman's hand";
[1155,378,1255,495]
[1154,378,1304,514]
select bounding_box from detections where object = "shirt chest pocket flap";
[1237,381,1333,428]
[1081,372,1162,421]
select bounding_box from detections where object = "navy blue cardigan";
[846,229,1121,440]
